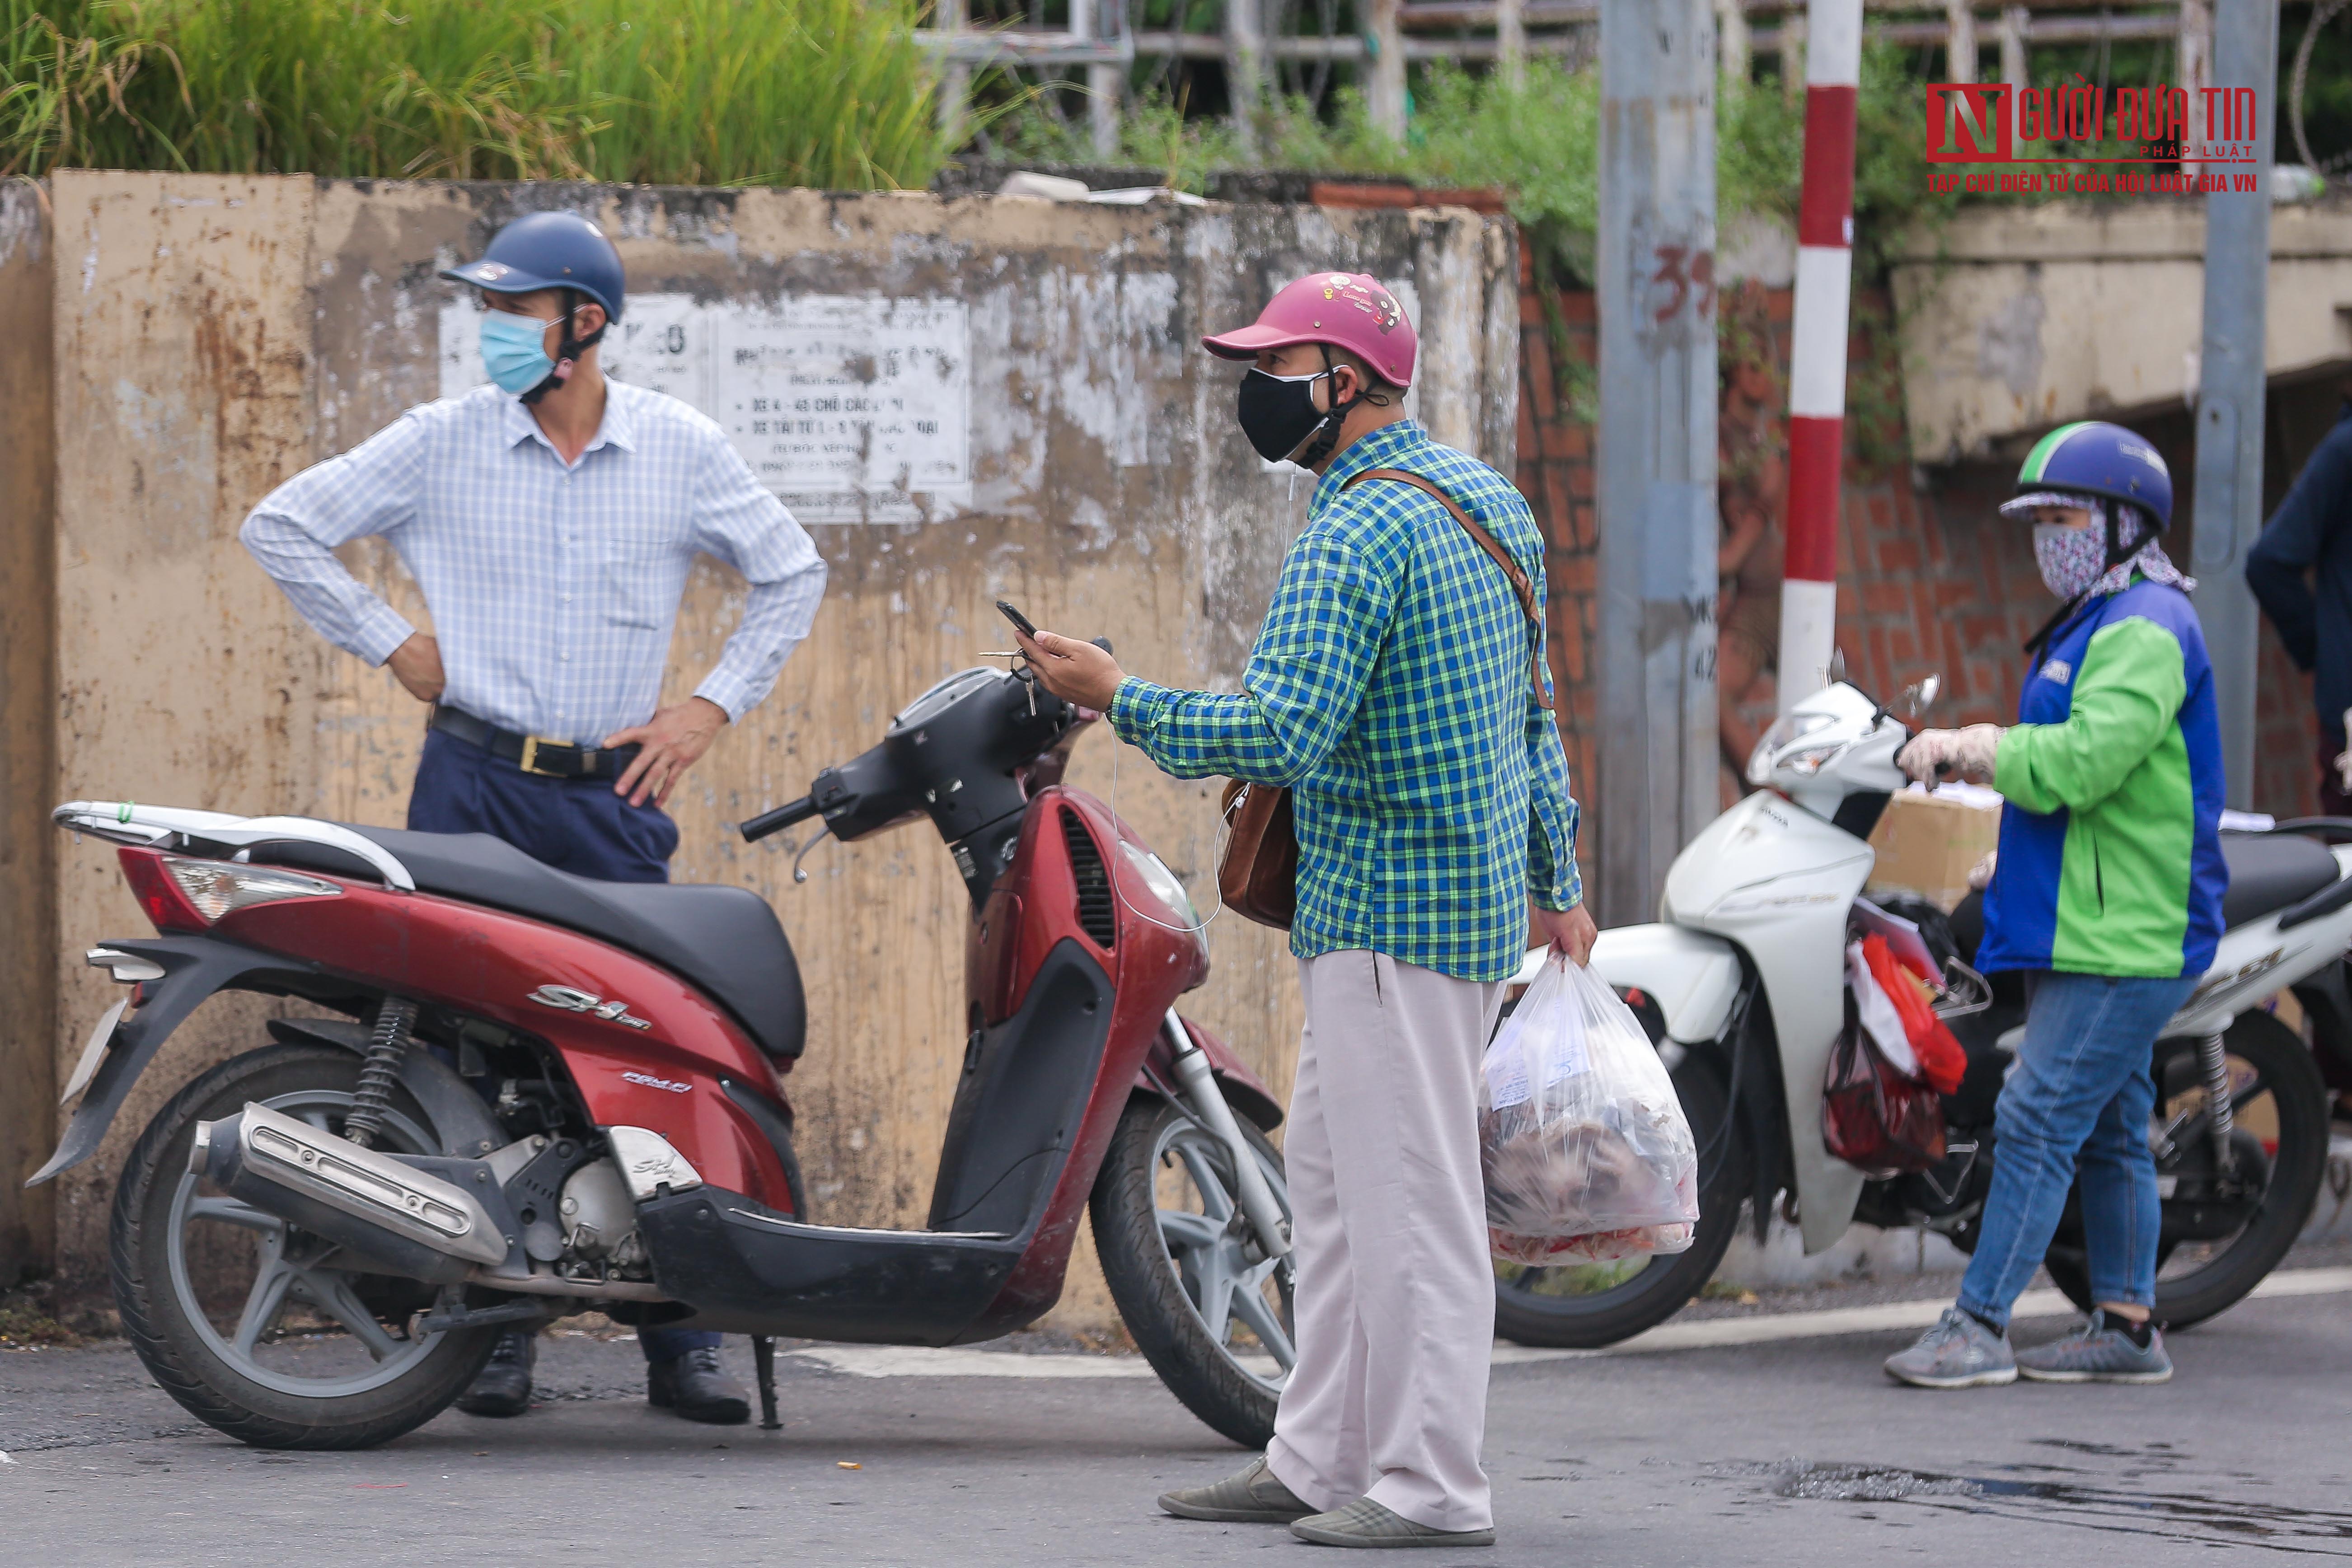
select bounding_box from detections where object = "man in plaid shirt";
[1021,271,1591,1549]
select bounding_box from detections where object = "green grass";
[995,45,1946,285]
[2,0,955,186]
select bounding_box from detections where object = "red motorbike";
[37,659,1295,1449]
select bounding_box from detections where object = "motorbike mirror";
[1901,674,1942,717]
[1828,646,1848,684]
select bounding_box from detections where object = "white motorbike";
[1496,678,2342,1348]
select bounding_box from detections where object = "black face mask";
[1237,366,1353,466]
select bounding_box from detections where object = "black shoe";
[455,1328,536,1417]
[647,1345,751,1425]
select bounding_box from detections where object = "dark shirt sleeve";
[2245,413,2352,672]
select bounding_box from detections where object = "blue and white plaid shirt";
[242,381,827,745]
[1110,420,1581,983]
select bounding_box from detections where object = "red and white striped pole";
[1777,0,1862,711]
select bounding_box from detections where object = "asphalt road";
[6,1276,2349,1567]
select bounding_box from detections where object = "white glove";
[1901,724,2004,785]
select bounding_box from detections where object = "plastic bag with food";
[1478,953,1701,1265]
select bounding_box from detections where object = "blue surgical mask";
[479,310,558,395]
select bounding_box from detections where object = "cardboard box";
[1865,787,2003,912]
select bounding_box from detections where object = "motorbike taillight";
[118,847,341,932]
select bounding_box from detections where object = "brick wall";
[1513,287,1602,808]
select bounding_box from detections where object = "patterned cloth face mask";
[2032,517,2111,600]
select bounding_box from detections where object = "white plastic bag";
[1478,953,1701,1265]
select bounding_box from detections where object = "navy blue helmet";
[2004,419,2173,529]
[441,212,625,324]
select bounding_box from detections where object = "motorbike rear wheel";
[111,1042,501,1450]
[1491,1050,1750,1348]
[2040,1011,2329,1329]
[1091,1095,1293,1448]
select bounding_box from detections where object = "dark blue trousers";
[410,728,717,1365]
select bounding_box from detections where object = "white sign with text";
[440,293,972,523]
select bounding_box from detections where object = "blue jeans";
[411,728,716,1366]
[1956,969,2198,1332]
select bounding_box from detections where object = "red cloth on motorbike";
[1860,935,1966,1095]
[1822,1000,1948,1175]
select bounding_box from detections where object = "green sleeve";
[1993,616,2187,815]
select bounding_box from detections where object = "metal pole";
[939,0,971,142]
[1943,0,1977,82]
[1776,0,1860,713]
[1226,0,1265,152]
[1596,0,1718,926]
[1715,0,1749,83]
[1365,0,1408,142]
[2189,0,2277,807]
[1497,0,1527,91]
[1998,5,2028,89]
[1075,0,1120,159]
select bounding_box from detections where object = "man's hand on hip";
[604,697,729,810]
[1014,628,1125,712]
[386,633,446,703]
[1532,901,1598,966]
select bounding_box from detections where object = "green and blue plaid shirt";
[1110,419,1582,983]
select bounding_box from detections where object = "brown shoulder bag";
[1216,468,1553,931]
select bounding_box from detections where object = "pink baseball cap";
[1202,271,1417,389]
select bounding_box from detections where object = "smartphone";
[996,600,1040,639]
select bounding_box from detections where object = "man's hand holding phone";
[1002,601,1127,711]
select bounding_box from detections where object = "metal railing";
[921,0,2211,152]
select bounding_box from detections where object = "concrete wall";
[1892,196,2352,463]
[10,172,1518,1325]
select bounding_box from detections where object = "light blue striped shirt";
[241,381,827,745]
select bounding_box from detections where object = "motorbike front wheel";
[111,1042,501,1450]
[1091,1095,1293,1448]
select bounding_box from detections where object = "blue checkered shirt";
[1109,420,1582,983]
[241,381,827,745]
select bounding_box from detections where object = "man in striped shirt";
[241,212,826,1424]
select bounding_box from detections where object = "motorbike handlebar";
[740,795,819,843]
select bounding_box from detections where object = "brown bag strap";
[1345,467,1554,711]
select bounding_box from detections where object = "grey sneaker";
[2016,1312,2173,1384]
[1883,1306,2018,1389]
[1158,1456,1315,1523]
[1291,1497,1496,1549]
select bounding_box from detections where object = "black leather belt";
[430,705,640,781]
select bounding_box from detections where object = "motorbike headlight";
[1774,741,1850,778]
[1746,710,1842,786]
[1118,842,1201,930]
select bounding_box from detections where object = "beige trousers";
[1264,949,1506,1534]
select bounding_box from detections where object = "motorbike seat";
[2219,831,2341,930]
[262,828,806,1060]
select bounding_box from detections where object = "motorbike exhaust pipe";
[191,1102,512,1285]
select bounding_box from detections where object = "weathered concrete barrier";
[0,173,1518,1325]
[1893,195,2352,463]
